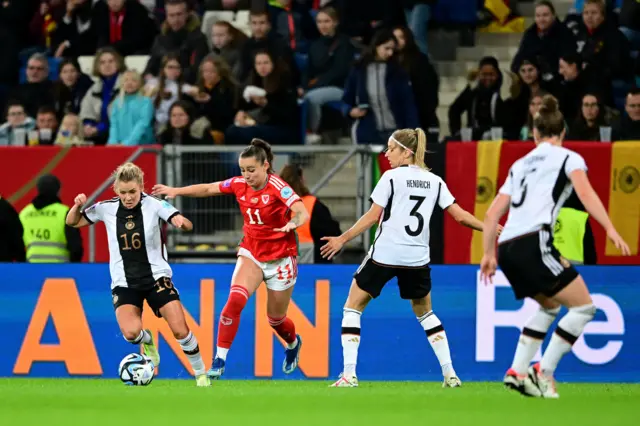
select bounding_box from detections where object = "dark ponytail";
[240,138,274,173]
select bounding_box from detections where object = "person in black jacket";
[620,0,640,52]
[557,52,589,124]
[511,0,576,85]
[302,6,353,144]
[54,0,98,58]
[618,88,640,140]
[9,53,54,119]
[0,195,25,262]
[393,24,439,134]
[93,0,157,57]
[279,164,341,264]
[52,58,94,120]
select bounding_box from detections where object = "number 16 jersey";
[369,165,456,267]
[498,142,587,243]
[220,174,301,262]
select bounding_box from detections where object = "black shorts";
[498,227,579,300]
[112,277,181,318]
[354,257,432,300]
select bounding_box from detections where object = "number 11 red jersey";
[220,174,301,262]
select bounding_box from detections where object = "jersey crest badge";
[262,194,270,204]
[161,200,172,209]
[280,186,293,199]
[125,215,135,230]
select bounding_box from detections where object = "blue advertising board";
[0,264,638,382]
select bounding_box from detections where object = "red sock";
[217,286,249,349]
[268,315,297,344]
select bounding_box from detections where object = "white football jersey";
[498,142,588,243]
[368,165,456,266]
[83,194,179,289]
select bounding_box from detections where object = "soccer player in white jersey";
[65,163,211,387]
[480,95,631,398]
[322,128,495,388]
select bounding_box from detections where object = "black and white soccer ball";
[118,353,155,386]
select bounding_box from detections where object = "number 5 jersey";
[220,174,301,262]
[369,165,456,267]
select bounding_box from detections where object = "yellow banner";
[471,140,503,263]
[606,142,640,256]
[485,0,511,23]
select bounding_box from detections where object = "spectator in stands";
[401,0,436,55]
[93,0,157,57]
[567,92,619,140]
[9,53,55,118]
[158,100,214,145]
[145,54,198,132]
[35,106,60,145]
[620,0,640,53]
[52,59,93,120]
[0,101,36,146]
[448,56,507,140]
[279,163,341,264]
[55,113,85,145]
[343,29,418,144]
[511,1,576,84]
[618,88,640,140]
[29,0,66,50]
[108,70,155,145]
[520,92,546,141]
[0,195,25,263]
[210,21,248,78]
[271,0,318,53]
[191,54,238,143]
[576,0,633,105]
[303,6,353,144]
[557,52,589,125]
[80,47,126,145]
[238,9,300,86]
[204,0,251,10]
[517,57,549,98]
[393,24,439,135]
[144,0,210,81]
[226,49,299,144]
[341,0,403,45]
[54,0,98,57]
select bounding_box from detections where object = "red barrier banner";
[445,141,640,265]
[0,146,160,262]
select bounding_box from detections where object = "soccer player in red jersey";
[152,139,309,379]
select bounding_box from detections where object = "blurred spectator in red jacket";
[93,0,157,56]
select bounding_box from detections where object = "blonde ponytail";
[414,128,427,169]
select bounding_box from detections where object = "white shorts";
[237,247,298,291]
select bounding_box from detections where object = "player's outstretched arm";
[445,203,485,231]
[66,193,91,228]
[152,182,223,199]
[169,214,193,232]
[570,170,630,255]
[321,203,383,260]
[480,194,510,284]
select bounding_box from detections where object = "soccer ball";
[118,353,155,386]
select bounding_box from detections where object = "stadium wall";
[1,264,639,383]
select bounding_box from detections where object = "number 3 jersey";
[220,174,301,262]
[498,142,588,243]
[83,194,180,289]
[369,165,456,267]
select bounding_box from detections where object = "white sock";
[178,332,206,376]
[418,311,455,377]
[341,308,361,376]
[540,304,595,376]
[216,347,229,361]
[127,329,152,345]
[510,306,560,375]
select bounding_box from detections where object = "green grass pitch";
[0,379,637,426]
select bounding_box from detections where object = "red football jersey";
[220,174,301,262]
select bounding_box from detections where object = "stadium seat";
[202,11,235,44]
[125,55,150,75]
[294,53,308,74]
[234,10,250,26]
[78,56,95,77]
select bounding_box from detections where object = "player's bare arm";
[321,203,384,260]
[570,170,630,255]
[445,203,485,231]
[480,194,511,284]
[274,200,309,233]
[66,193,91,228]
[152,182,224,199]
[170,214,193,232]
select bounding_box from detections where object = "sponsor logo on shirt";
[281,186,293,199]
[251,197,259,204]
